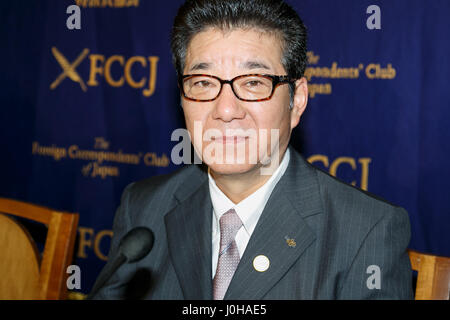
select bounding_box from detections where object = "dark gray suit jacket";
[92,147,413,299]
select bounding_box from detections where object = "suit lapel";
[225,148,323,299]
[164,166,213,299]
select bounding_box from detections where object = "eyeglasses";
[179,74,297,102]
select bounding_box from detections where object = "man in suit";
[91,0,413,299]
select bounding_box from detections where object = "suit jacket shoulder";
[314,161,409,234]
[290,153,412,299]
[125,164,207,222]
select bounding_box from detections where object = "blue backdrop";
[1,0,449,296]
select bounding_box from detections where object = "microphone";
[87,226,154,299]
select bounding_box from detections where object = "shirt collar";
[208,148,291,235]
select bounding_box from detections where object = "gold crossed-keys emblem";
[50,47,89,92]
[285,236,296,248]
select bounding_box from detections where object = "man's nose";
[211,83,246,122]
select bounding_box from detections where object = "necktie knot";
[219,209,242,251]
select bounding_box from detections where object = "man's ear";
[290,77,308,129]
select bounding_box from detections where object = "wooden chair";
[0,197,79,300]
[408,249,450,300]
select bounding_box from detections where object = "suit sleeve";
[338,207,414,299]
[90,182,135,300]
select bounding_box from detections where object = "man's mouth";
[212,136,249,144]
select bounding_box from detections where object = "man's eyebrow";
[188,60,272,72]
[241,60,271,70]
[188,62,212,72]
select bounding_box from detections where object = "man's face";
[181,28,307,176]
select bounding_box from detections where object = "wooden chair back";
[408,249,450,300]
[0,197,79,300]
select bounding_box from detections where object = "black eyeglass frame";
[178,73,297,102]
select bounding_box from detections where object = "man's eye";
[244,80,263,87]
[193,80,213,87]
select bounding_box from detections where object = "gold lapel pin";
[285,236,296,248]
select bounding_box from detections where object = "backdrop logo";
[49,47,159,97]
[50,47,89,92]
[305,51,397,99]
[74,0,139,8]
[32,137,169,180]
[308,155,372,191]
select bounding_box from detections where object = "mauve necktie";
[213,208,243,300]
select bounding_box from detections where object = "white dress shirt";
[208,148,291,278]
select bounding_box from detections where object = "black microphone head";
[119,227,154,263]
